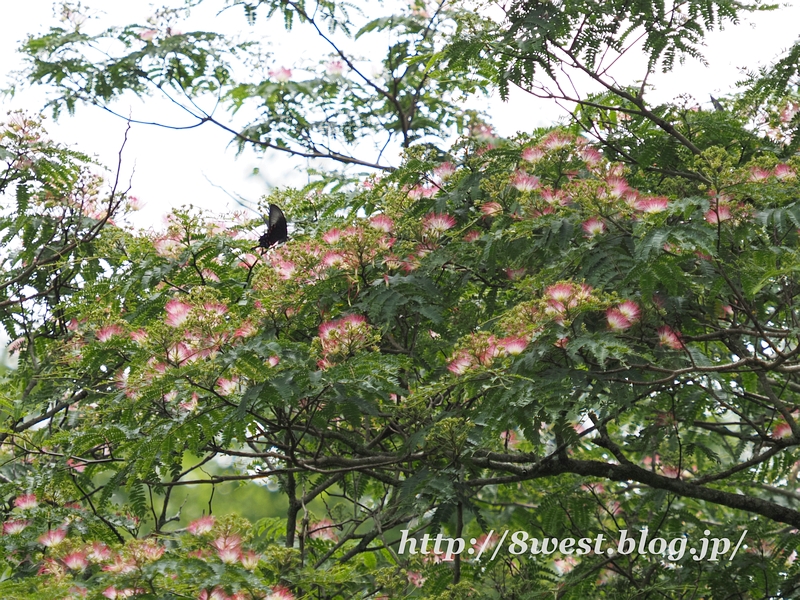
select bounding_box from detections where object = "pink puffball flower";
[202,302,228,316]
[126,196,144,211]
[605,176,629,198]
[657,325,683,350]
[198,588,228,600]
[211,534,241,551]
[237,253,260,269]
[275,260,296,280]
[269,67,292,83]
[39,528,67,547]
[96,324,124,342]
[582,217,605,237]
[63,552,89,571]
[422,213,456,235]
[240,549,261,570]
[6,337,25,354]
[541,131,571,150]
[167,342,193,365]
[705,204,732,224]
[102,555,137,574]
[216,544,242,564]
[749,167,770,182]
[433,161,456,180]
[447,353,473,375]
[510,171,540,192]
[211,535,242,565]
[781,102,800,123]
[505,268,526,280]
[309,518,339,541]
[500,429,519,449]
[140,541,165,561]
[634,196,669,213]
[201,268,221,282]
[546,283,574,303]
[266,587,295,600]
[165,299,192,327]
[322,228,343,244]
[480,202,503,216]
[616,301,641,322]
[179,393,200,412]
[14,494,38,509]
[580,146,602,166]
[139,29,157,41]
[369,214,394,232]
[322,251,345,268]
[521,146,545,163]
[407,572,425,588]
[463,230,481,242]
[775,163,796,180]
[268,355,281,367]
[130,329,148,344]
[470,122,496,143]
[234,321,257,338]
[606,308,632,331]
[773,422,792,439]
[326,60,344,76]
[89,542,112,562]
[2,519,30,534]
[540,188,568,205]
[216,378,238,396]
[499,337,528,355]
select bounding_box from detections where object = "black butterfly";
[256,204,289,249]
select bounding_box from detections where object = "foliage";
[17,0,488,173]
[3,105,800,596]
[5,0,800,598]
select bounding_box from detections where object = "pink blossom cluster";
[519,132,601,176]
[447,335,528,374]
[122,297,250,369]
[184,516,263,573]
[582,217,605,237]
[315,226,393,281]
[269,67,292,83]
[317,314,374,369]
[749,163,796,182]
[480,202,503,217]
[422,212,457,236]
[407,185,438,200]
[657,325,683,350]
[771,412,799,439]
[543,282,594,323]
[433,161,456,181]
[511,170,541,192]
[102,587,147,599]
[606,300,641,331]
[642,454,688,479]
[198,588,277,600]
[781,102,800,123]
[308,518,339,541]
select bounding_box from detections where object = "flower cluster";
[543,282,595,324]
[606,300,641,331]
[447,333,529,374]
[316,314,377,369]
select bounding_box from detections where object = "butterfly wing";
[258,204,289,248]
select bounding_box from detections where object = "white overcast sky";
[1,0,799,228]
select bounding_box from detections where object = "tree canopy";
[2,0,800,599]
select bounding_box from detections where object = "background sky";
[1,0,799,227]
